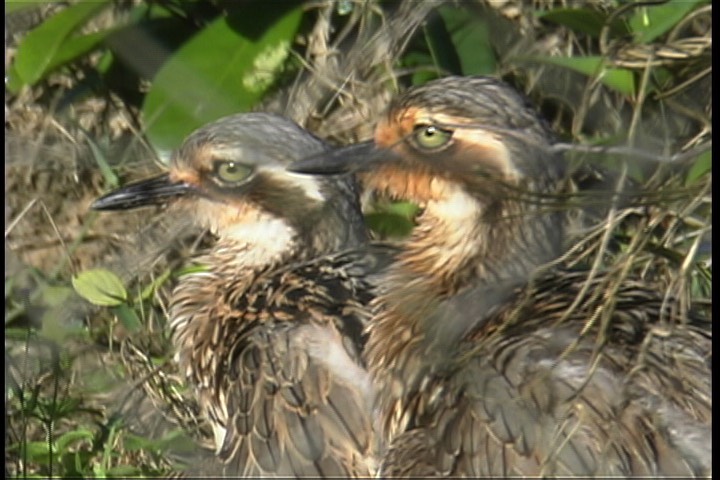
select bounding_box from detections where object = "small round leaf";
[72,268,127,307]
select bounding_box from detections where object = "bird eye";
[413,124,454,150]
[214,161,253,184]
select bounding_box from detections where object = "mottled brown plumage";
[92,113,386,477]
[289,76,712,477]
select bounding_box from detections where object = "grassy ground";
[5,1,711,477]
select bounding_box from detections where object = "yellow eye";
[413,124,453,150]
[214,161,253,184]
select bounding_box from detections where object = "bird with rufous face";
[289,76,711,478]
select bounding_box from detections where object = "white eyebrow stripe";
[259,166,325,202]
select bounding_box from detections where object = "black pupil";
[225,162,237,173]
[425,126,437,136]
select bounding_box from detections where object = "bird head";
[290,76,569,288]
[291,76,563,203]
[92,113,367,262]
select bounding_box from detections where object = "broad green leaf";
[376,200,422,218]
[5,2,46,15]
[112,303,142,332]
[45,29,109,73]
[72,268,127,307]
[365,212,415,239]
[11,0,110,88]
[516,55,635,96]
[423,9,462,75]
[438,5,495,76]
[102,3,211,81]
[685,149,711,185]
[365,201,420,239]
[142,5,303,152]
[629,0,707,44]
[5,64,25,93]
[538,8,627,38]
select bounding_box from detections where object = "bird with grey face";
[289,76,711,477]
[92,113,383,477]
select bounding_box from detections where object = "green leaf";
[365,200,421,239]
[55,429,94,454]
[124,428,194,453]
[628,0,707,44]
[93,464,108,478]
[685,149,711,185]
[365,213,415,239]
[5,64,25,93]
[11,0,111,88]
[377,200,422,218]
[72,268,127,307]
[423,9,462,76]
[5,2,47,15]
[112,303,142,332]
[85,132,119,188]
[538,7,626,38]
[142,5,303,152]
[516,55,635,96]
[20,441,53,464]
[174,263,210,278]
[438,5,496,76]
[46,29,109,73]
[135,268,172,303]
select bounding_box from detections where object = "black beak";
[288,140,398,175]
[91,174,194,211]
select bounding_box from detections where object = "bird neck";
[392,183,564,295]
[167,223,307,421]
[365,183,566,439]
[211,217,303,270]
